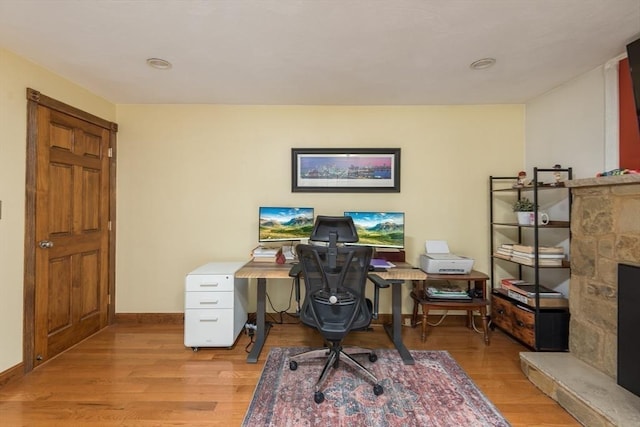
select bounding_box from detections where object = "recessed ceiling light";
[469,58,496,70]
[146,58,172,70]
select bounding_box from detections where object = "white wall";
[0,48,115,372]
[115,105,524,316]
[526,65,608,177]
[524,63,616,296]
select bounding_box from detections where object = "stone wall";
[567,175,640,379]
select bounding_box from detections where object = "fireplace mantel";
[565,174,640,188]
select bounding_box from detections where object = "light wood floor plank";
[0,317,579,426]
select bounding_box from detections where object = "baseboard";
[115,313,184,324]
[0,362,24,388]
[112,312,426,327]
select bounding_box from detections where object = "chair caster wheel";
[373,384,384,396]
[289,360,298,371]
[192,347,198,352]
[369,353,378,362]
[314,391,325,403]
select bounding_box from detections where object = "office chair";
[288,215,387,404]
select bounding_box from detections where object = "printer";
[420,240,474,274]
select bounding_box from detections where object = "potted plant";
[513,197,536,225]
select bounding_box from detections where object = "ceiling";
[0,0,638,105]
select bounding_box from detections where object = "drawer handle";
[200,300,220,305]
[200,283,220,287]
[516,320,525,327]
[200,317,219,322]
[497,309,505,315]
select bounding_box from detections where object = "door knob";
[38,240,54,249]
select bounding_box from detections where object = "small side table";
[411,270,490,345]
[410,293,490,344]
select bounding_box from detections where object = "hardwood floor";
[0,316,579,426]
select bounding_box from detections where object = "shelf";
[491,220,570,228]
[492,184,567,193]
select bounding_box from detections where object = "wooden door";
[25,89,117,370]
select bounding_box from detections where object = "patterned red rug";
[242,347,510,426]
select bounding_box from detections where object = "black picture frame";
[291,148,401,193]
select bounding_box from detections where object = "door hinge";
[108,220,112,231]
[108,294,111,305]
[108,147,113,158]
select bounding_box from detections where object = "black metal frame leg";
[247,277,271,363]
[383,280,414,365]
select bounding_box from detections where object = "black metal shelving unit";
[489,167,572,351]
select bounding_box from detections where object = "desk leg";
[383,280,414,365]
[247,277,271,363]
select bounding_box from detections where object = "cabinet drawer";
[511,305,535,348]
[185,291,234,309]
[491,296,513,330]
[184,309,235,347]
[186,274,235,292]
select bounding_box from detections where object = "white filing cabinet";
[184,261,248,351]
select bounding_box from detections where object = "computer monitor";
[258,207,315,243]
[343,211,405,249]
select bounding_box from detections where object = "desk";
[235,260,426,365]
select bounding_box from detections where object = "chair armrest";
[367,273,390,320]
[288,263,302,277]
[367,273,390,289]
[288,263,303,314]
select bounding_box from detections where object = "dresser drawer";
[511,305,535,348]
[184,309,235,347]
[491,295,513,330]
[185,274,235,292]
[185,291,234,309]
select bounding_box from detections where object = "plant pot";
[517,211,532,225]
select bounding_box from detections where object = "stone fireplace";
[520,174,640,426]
[567,174,640,379]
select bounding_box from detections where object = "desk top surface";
[235,260,427,281]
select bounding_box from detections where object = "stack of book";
[251,246,280,263]
[499,278,567,307]
[425,286,472,302]
[510,244,565,266]
[494,243,514,260]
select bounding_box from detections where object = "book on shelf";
[252,246,280,257]
[251,246,282,262]
[494,252,512,260]
[426,286,471,298]
[500,279,563,298]
[511,244,564,254]
[493,243,514,260]
[511,250,565,259]
[426,287,472,301]
[509,255,563,266]
[252,256,276,263]
[494,288,568,308]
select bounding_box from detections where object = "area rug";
[242,347,510,427]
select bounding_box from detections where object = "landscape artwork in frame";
[291,148,401,193]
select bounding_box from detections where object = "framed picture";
[291,148,401,193]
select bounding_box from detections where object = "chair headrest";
[310,215,359,244]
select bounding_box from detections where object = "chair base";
[288,343,383,403]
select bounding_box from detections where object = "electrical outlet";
[403,317,412,327]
